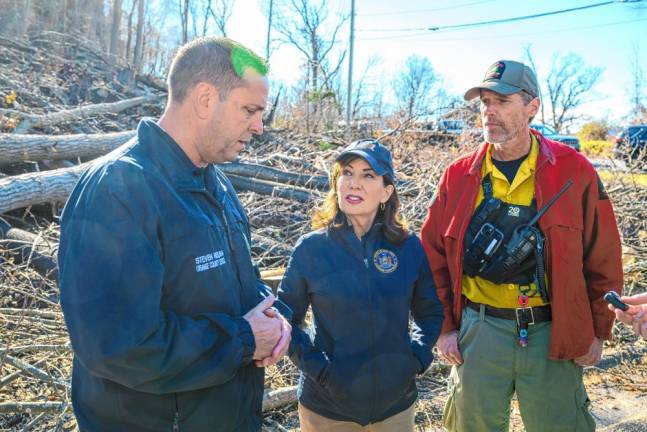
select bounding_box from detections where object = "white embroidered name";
[195,250,226,272]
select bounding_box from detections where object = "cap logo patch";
[373,249,398,273]
[358,139,377,150]
[485,61,505,80]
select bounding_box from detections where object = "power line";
[356,16,647,42]
[358,0,639,33]
[359,0,495,17]
[429,0,616,31]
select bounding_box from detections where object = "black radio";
[463,222,504,275]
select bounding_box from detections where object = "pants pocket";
[442,367,459,432]
[575,385,596,432]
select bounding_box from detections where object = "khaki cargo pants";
[443,306,596,432]
[298,402,415,432]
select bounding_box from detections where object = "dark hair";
[311,155,409,244]
[167,37,268,103]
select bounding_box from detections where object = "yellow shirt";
[462,135,549,308]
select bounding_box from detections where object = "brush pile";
[1,34,645,431]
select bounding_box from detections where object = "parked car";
[614,125,647,162]
[434,119,465,134]
[530,124,581,152]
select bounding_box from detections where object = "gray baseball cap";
[464,60,539,101]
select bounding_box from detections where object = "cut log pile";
[1,34,646,431]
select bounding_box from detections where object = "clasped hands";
[244,294,292,367]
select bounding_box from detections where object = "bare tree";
[179,0,189,44]
[350,55,382,118]
[545,53,602,133]
[274,0,348,130]
[392,55,438,119]
[523,44,546,125]
[21,0,32,35]
[628,43,645,122]
[92,0,107,50]
[125,0,137,61]
[109,0,123,57]
[209,0,232,37]
[133,0,145,72]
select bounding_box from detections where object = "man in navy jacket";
[58,37,290,432]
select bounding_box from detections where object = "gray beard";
[484,129,507,144]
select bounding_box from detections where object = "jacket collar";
[135,118,211,191]
[467,129,559,176]
[329,215,384,258]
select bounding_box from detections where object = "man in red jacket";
[420,60,623,431]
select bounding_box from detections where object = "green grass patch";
[318,140,334,151]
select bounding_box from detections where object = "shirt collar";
[482,133,539,185]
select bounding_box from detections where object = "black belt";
[466,299,552,326]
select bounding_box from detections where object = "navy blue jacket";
[58,119,283,432]
[278,222,444,425]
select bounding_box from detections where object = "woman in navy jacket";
[278,139,444,431]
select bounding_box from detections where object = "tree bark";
[0,402,66,414]
[262,385,297,412]
[0,131,134,163]
[219,162,328,191]
[133,0,145,72]
[21,0,32,35]
[13,95,160,133]
[125,0,137,61]
[0,161,318,215]
[227,175,314,203]
[109,0,122,57]
[0,162,89,214]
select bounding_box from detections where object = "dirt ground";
[260,337,647,431]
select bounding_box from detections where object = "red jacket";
[420,131,623,360]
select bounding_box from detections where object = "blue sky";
[223,0,647,129]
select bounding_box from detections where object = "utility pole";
[346,0,355,136]
[266,0,274,60]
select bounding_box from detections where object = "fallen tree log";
[228,174,315,203]
[0,219,59,281]
[221,162,328,191]
[0,162,315,214]
[262,385,297,412]
[0,131,134,163]
[136,74,168,93]
[13,95,160,133]
[0,402,66,414]
[0,162,88,214]
[2,355,70,390]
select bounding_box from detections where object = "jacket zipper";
[455,175,481,316]
[534,163,551,300]
[362,237,377,421]
[173,394,180,432]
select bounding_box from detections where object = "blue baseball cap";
[336,139,395,180]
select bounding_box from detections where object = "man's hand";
[437,330,463,365]
[574,337,603,366]
[609,293,647,340]
[608,293,647,341]
[254,306,292,367]
[243,295,282,361]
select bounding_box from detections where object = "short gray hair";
[521,90,538,123]
[167,37,267,103]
